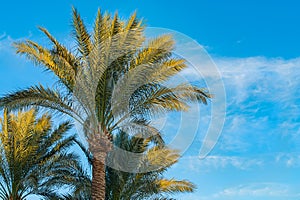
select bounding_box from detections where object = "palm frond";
[0,109,85,199]
[14,40,75,90]
[72,7,92,58]
[38,26,79,74]
[156,179,195,194]
[0,85,80,121]
[1,8,211,199]
[130,34,174,69]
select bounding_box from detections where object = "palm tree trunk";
[91,152,107,200]
[90,132,112,200]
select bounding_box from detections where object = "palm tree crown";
[0,8,211,199]
[0,109,87,200]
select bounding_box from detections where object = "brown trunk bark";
[89,131,112,200]
[91,152,107,200]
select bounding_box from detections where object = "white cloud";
[195,56,300,153]
[0,32,34,53]
[210,182,300,199]
[183,55,300,111]
[214,56,300,104]
[275,153,300,167]
[0,33,11,51]
[175,182,300,200]
[0,32,6,39]
[216,183,289,197]
[166,55,300,156]
[186,183,300,200]
[181,155,264,172]
[176,153,300,174]
[0,34,22,53]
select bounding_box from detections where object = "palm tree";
[0,8,211,199]
[0,109,87,199]
[64,131,195,200]
[106,131,195,200]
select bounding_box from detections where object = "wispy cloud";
[207,182,300,199]
[275,153,300,167]
[180,155,264,172]
[177,152,300,174]
[175,182,300,200]
[0,33,11,51]
[200,56,300,154]
[0,32,6,40]
[0,33,28,53]
[0,32,37,54]
[162,55,300,157]
[215,183,289,197]
[215,56,300,104]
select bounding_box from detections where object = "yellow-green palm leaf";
[0,109,87,199]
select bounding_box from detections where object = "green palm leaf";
[0,8,210,199]
[0,109,87,199]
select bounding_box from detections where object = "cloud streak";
[205,56,300,154]
[208,182,300,199]
[275,153,300,167]
[180,155,264,172]
[167,56,300,200]
[175,182,300,200]
[164,55,300,158]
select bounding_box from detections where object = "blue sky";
[1,0,300,199]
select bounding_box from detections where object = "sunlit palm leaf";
[0,110,87,199]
